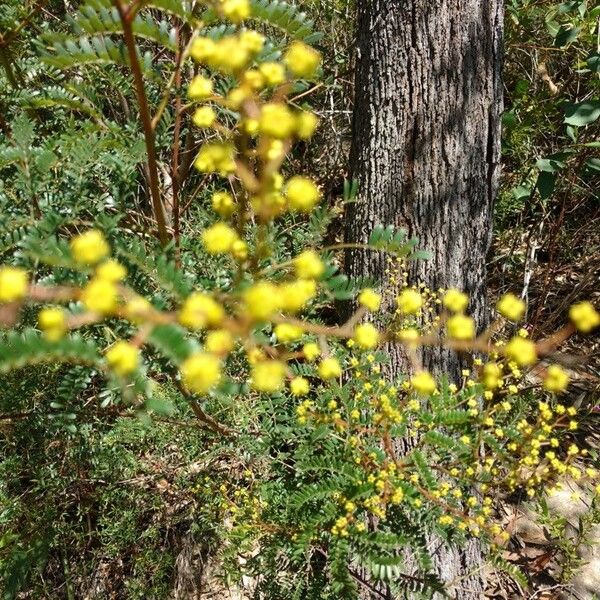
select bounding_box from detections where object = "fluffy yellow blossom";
[231,240,248,262]
[70,229,110,265]
[178,293,224,329]
[259,103,296,139]
[190,37,216,62]
[225,87,249,110]
[443,289,469,313]
[290,376,309,396]
[238,30,264,53]
[243,281,281,321]
[358,288,381,312]
[293,250,324,280]
[482,362,502,390]
[252,361,286,392]
[105,341,139,376]
[221,0,250,23]
[188,75,214,100]
[242,69,264,90]
[497,293,525,321]
[194,142,236,175]
[396,289,423,315]
[280,279,316,313]
[211,191,236,218]
[296,111,319,139]
[192,106,216,128]
[124,296,151,323]
[504,337,537,366]
[411,371,436,395]
[202,222,238,254]
[81,278,118,314]
[353,323,380,349]
[0,266,28,302]
[318,357,342,380]
[38,307,67,341]
[283,41,321,78]
[543,364,569,393]
[258,62,285,86]
[285,176,321,212]
[303,342,320,361]
[181,352,222,394]
[446,314,475,340]
[275,323,304,343]
[398,328,419,344]
[96,259,126,282]
[569,301,600,333]
[205,329,234,355]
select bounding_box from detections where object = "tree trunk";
[345,0,503,597]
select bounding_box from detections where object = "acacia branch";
[113,0,169,247]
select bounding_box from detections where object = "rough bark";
[345,0,503,597]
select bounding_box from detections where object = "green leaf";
[553,25,580,47]
[537,171,556,199]
[587,54,600,73]
[564,100,600,127]
[148,324,195,365]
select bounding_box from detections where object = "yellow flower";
[302,342,320,361]
[482,362,501,390]
[293,250,324,280]
[285,176,321,212]
[569,301,600,333]
[290,376,309,396]
[283,41,321,78]
[188,75,214,100]
[396,289,422,314]
[81,278,118,314]
[211,191,236,218]
[105,341,139,376]
[178,293,224,329]
[243,69,265,90]
[181,352,222,394]
[269,323,302,346]
[221,0,250,23]
[194,142,236,175]
[243,281,281,321]
[251,360,286,392]
[504,337,537,366]
[70,229,110,265]
[318,357,341,380]
[353,323,380,349]
[296,111,319,139]
[258,62,286,86]
[280,279,316,313]
[192,106,216,128]
[446,314,475,340]
[124,296,151,323]
[209,36,250,73]
[0,266,28,302]
[543,364,569,393]
[96,259,127,283]
[190,37,216,62]
[38,307,67,341]
[358,288,381,312]
[259,103,296,139]
[231,240,248,262]
[411,371,436,395]
[205,329,234,355]
[202,222,238,254]
[497,293,525,321]
[238,30,264,54]
[443,288,469,313]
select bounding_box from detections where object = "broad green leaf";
[564,100,600,126]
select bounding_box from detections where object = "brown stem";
[171,26,184,265]
[113,0,169,247]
